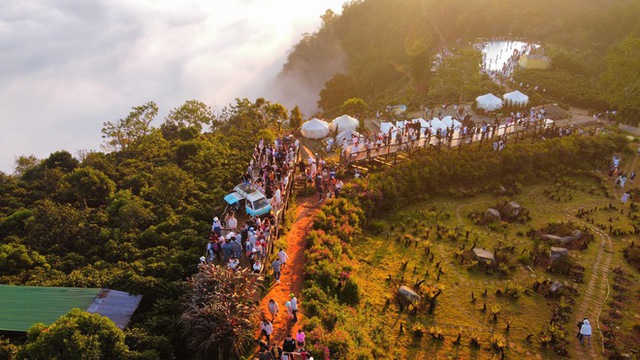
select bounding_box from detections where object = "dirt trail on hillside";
[256,196,319,346]
[571,152,637,359]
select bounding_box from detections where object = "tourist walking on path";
[211,216,222,236]
[272,258,283,283]
[268,299,279,321]
[289,293,298,322]
[270,343,283,360]
[282,334,296,360]
[579,319,592,345]
[259,318,274,343]
[278,248,289,270]
[296,329,306,348]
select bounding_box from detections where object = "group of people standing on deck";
[297,154,344,204]
[246,137,299,211]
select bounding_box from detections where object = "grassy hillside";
[298,131,640,359]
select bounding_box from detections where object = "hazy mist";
[0,0,344,173]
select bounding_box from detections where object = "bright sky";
[0,0,345,173]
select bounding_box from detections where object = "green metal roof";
[0,285,100,332]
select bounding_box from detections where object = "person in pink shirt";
[296,328,305,348]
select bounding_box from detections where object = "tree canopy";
[601,36,640,120]
[0,97,288,358]
[16,308,129,360]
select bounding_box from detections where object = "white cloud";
[0,0,344,172]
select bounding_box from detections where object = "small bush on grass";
[339,277,360,306]
[411,324,426,338]
[367,220,385,235]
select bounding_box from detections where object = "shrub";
[411,324,426,338]
[325,329,353,359]
[339,277,360,306]
[16,308,129,359]
[367,220,385,235]
[490,334,507,351]
[303,317,323,334]
[362,134,628,214]
[504,281,523,299]
[0,337,17,359]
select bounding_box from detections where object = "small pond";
[477,41,539,75]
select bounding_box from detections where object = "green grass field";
[347,172,640,359]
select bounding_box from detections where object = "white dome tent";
[440,116,462,129]
[428,118,447,132]
[335,129,361,146]
[475,93,503,111]
[379,122,395,134]
[331,115,359,132]
[503,90,529,106]
[300,118,330,139]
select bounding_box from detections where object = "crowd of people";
[337,107,554,162]
[202,136,300,273]
[297,154,344,204]
[254,293,310,360]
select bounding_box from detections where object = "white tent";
[476,93,503,111]
[441,116,462,129]
[428,118,447,132]
[503,90,529,106]
[335,129,361,146]
[300,118,330,139]
[417,118,430,129]
[331,115,359,132]
[380,122,395,134]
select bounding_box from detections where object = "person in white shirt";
[226,212,237,231]
[259,319,274,343]
[253,259,262,273]
[228,256,239,270]
[579,319,592,345]
[278,248,289,269]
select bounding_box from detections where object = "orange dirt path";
[257,195,319,345]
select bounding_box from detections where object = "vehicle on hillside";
[224,183,272,217]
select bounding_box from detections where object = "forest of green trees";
[0,98,292,358]
[278,0,640,122]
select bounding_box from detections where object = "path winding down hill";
[570,153,637,359]
[257,196,320,345]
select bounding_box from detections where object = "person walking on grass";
[268,299,279,321]
[580,318,592,345]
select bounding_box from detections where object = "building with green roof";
[0,285,142,333]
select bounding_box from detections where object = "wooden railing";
[339,118,554,167]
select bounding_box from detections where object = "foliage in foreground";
[181,265,261,360]
[15,308,129,360]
